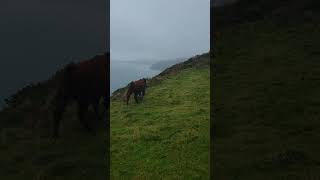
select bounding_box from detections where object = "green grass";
[0,108,108,179]
[213,21,320,179]
[111,68,210,179]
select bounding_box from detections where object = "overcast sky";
[111,0,210,61]
[0,0,108,107]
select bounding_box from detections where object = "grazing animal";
[126,78,147,105]
[52,52,109,137]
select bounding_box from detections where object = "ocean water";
[110,61,160,95]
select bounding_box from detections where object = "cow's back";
[68,54,108,100]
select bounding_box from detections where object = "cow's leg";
[93,101,101,129]
[126,93,132,105]
[93,101,100,120]
[140,90,144,101]
[53,95,68,138]
[142,88,145,96]
[78,102,92,132]
[134,92,139,104]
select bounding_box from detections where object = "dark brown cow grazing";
[126,78,147,105]
[53,52,109,137]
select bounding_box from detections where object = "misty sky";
[111,0,210,61]
[0,0,108,107]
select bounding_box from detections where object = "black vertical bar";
[106,0,111,179]
[210,1,214,179]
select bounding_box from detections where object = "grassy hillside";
[213,19,320,179]
[0,128,107,179]
[110,55,210,179]
[0,53,209,179]
[0,65,108,179]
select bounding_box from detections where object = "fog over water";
[0,0,214,105]
[110,0,210,93]
[110,61,160,94]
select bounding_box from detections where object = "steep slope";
[0,59,108,179]
[110,53,210,178]
[150,57,187,71]
[212,1,320,179]
[0,52,210,179]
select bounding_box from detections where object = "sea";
[110,61,160,95]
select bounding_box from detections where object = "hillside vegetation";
[0,64,108,179]
[110,53,210,179]
[0,53,210,179]
[212,0,320,179]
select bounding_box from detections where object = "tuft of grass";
[111,67,210,179]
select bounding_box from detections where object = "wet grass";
[213,21,320,179]
[0,108,108,179]
[111,67,210,179]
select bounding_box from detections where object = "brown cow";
[126,78,147,105]
[52,52,109,137]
